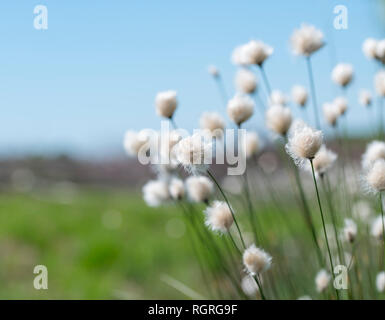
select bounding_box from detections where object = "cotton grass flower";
[123,130,150,157]
[231,44,250,66]
[169,178,185,200]
[241,275,260,297]
[269,90,287,106]
[244,132,260,159]
[315,269,331,292]
[243,244,272,275]
[155,90,178,119]
[243,40,273,66]
[265,104,292,136]
[323,102,339,127]
[208,65,219,77]
[343,218,357,243]
[371,215,385,240]
[199,112,225,139]
[333,96,348,116]
[142,179,170,207]
[185,175,214,203]
[174,133,213,173]
[376,39,385,64]
[227,94,254,126]
[308,144,337,176]
[359,90,372,107]
[331,63,353,87]
[374,71,385,96]
[291,85,308,107]
[204,200,234,233]
[362,141,385,170]
[362,38,378,60]
[376,272,385,292]
[285,121,323,166]
[235,68,257,94]
[364,159,385,193]
[290,24,324,56]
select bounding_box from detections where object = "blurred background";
[0,0,384,298]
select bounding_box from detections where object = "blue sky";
[1,0,384,158]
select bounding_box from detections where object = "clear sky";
[1,0,384,158]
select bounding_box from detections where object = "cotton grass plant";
[123,23,385,300]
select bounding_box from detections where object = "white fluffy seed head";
[343,218,357,243]
[375,71,385,96]
[227,94,254,126]
[199,112,225,138]
[286,121,323,164]
[363,38,378,59]
[371,215,385,240]
[359,90,372,107]
[174,134,212,173]
[331,63,354,87]
[376,39,385,64]
[333,96,348,116]
[269,90,287,106]
[291,85,308,106]
[244,132,260,159]
[208,65,219,77]
[311,144,337,175]
[142,180,170,207]
[265,104,292,136]
[365,159,385,193]
[185,175,214,203]
[362,141,385,170]
[169,178,185,200]
[241,275,260,297]
[376,272,385,292]
[243,40,273,66]
[231,44,250,66]
[204,200,234,233]
[235,68,258,94]
[291,24,324,56]
[315,269,331,292]
[123,130,150,157]
[243,244,272,275]
[155,90,178,119]
[323,102,339,127]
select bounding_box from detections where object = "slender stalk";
[253,274,267,300]
[169,117,178,130]
[310,159,339,299]
[306,56,321,129]
[258,64,272,96]
[207,169,246,249]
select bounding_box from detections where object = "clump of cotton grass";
[185,176,214,203]
[331,63,354,87]
[199,112,225,139]
[323,102,339,127]
[227,94,254,126]
[371,215,385,240]
[123,130,150,157]
[362,38,378,60]
[291,85,308,107]
[364,159,385,193]
[305,144,337,177]
[243,244,272,275]
[333,96,348,116]
[315,269,331,293]
[269,90,287,106]
[142,179,170,207]
[376,271,385,292]
[362,141,385,170]
[359,90,372,107]
[241,275,260,298]
[169,178,185,201]
[343,218,357,243]
[375,71,385,96]
[174,133,213,174]
[235,68,257,94]
[290,24,324,56]
[155,90,178,119]
[208,65,219,78]
[285,120,323,167]
[204,200,234,233]
[265,104,292,136]
[244,132,260,159]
